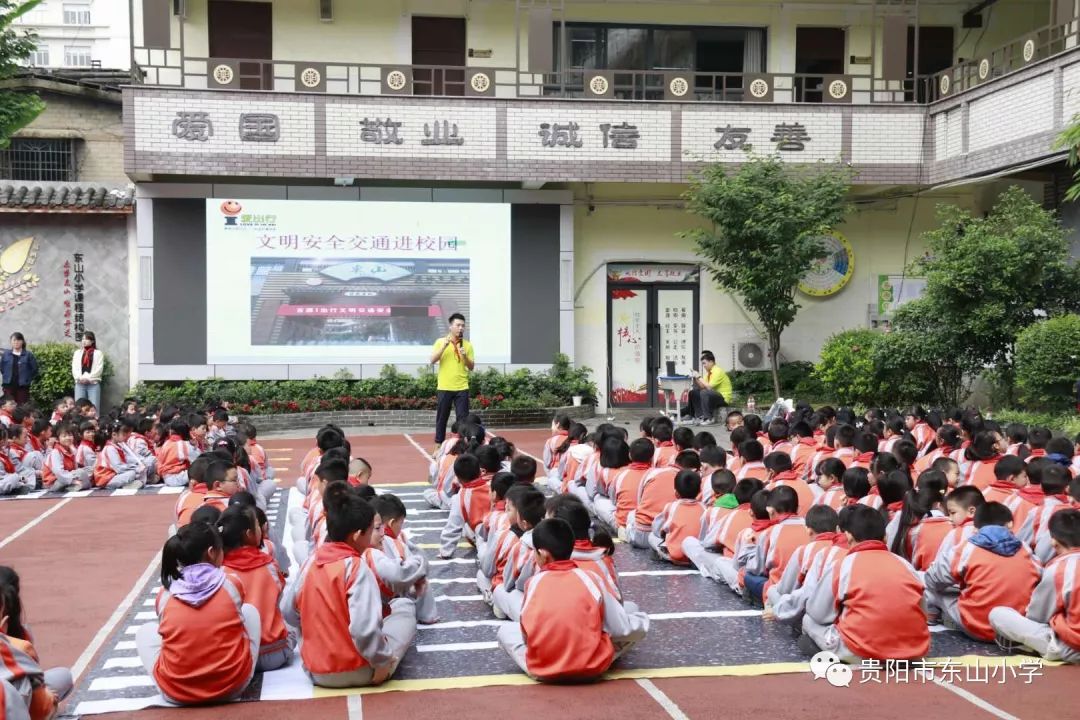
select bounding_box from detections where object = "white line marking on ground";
[347,695,363,720]
[71,550,161,683]
[434,594,484,602]
[111,488,140,496]
[0,497,72,550]
[14,491,47,500]
[931,679,1021,720]
[388,492,425,498]
[103,656,144,669]
[62,489,95,498]
[427,577,478,585]
[75,696,164,715]
[87,675,156,691]
[158,486,183,494]
[636,678,690,720]
[403,433,433,461]
[648,610,760,620]
[408,509,446,514]
[416,641,499,653]
[134,611,155,621]
[618,570,699,577]
[114,641,136,651]
[429,558,476,566]
[123,626,138,636]
[417,620,508,630]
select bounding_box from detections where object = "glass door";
[608,285,651,406]
[658,288,697,375]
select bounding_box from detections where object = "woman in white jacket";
[71,331,105,410]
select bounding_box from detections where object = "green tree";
[0,0,43,148]
[682,154,852,398]
[892,186,1080,404]
[1054,114,1080,202]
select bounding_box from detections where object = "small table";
[657,375,693,419]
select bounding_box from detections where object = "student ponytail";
[160,522,222,589]
[591,528,616,557]
[889,477,946,556]
[557,423,588,455]
[217,504,258,552]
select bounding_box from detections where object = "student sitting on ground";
[649,469,706,565]
[743,485,807,604]
[93,419,148,490]
[546,494,621,596]
[491,485,548,622]
[438,448,496,559]
[990,509,1080,663]
[682,478,764,580]
[764,452,815,517]
[593,438,654,536]
[925,502,1041,641]
[812,458,847,511]
[697,446,727,505]
[764,505,844,625]
[476,471,514,557]
[477,484,543,605]
[734,440,767,481]
[628,450,700,549]
[372,493,439,625]
[887,474,950,572]
[802,505,930,662]
[495,518,649,683]
[137,522,260,705]
[283,481,416,688]
[542,414,572,482]
[157,419,199,488]
[41,423,92,492]
[922,485,986,614]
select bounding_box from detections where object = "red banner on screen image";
[276,305,443,317]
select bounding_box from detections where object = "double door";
[608,278,698,408]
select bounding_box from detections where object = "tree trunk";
[768,330,782,400]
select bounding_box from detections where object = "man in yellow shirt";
[430,313,475,445]
[682,350,732,426]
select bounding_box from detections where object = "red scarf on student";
[1027,449,1047,460]
[0,411,12,425]
[314,541,361,567]
[542,559,578,572]
[189,482,208,494]
[0,452,14,473]
[751,517,777,532]
[28,435,42,452]
[854,452,875,465]
[797,437,817,448]
[770,512,798,525]
[843,495,863,507]
[106,441,128,463]
[814,531,841,545]
[56,444,76,471]
[887,501,904,514]
[770,470,800,484]
[223,546,274,571]
[80,347,95,374]
[1017,485,1046,505]
[848,540,888,554]
[628,461,651,471]
[989,480,1018,494]
[80,439,96,454]
[9,444,24,461]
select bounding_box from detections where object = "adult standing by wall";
[430,313,474,449]
[71,331,104,410]
[1,333,39,404]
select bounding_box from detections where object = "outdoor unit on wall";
[319,0,333,22]
[735,341,767,371]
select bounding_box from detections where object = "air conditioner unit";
[735,341,766,371]
[172,0,185,18]
[319,0,333,22]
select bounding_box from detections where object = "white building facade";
[16,0,131,70]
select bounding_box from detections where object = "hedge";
[813,330,881,407]
[1015,315,1080,412]
[29,342,113,409]
[991,410,1080,439]
[129,355,598,415]
[730,361,822,401]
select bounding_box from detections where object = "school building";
[123,0,1080,411]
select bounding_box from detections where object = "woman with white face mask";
[71,331,104,411]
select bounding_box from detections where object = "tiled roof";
[0,183,135,213]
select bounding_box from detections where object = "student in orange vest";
[1025,427,1052,463]
[984,455,1037,545]
[887,472,949,570]
[491,484,548,621]
[991,509,1080,662]
[478,484,544,607]
[649,469,706,565]
[542,414,572,474]
[546,494,622,597]
[1028,465,1074,563]
[672,426,695,457]
[923,486,986,622]
[812,458,846,510]
[136,521,260,705]
[743,485,807,603]
[684,478,764,581]
[905,406,935,456]
[438,451,494,559]
[914,425,961,476]
[925,502,1041,641]
[697,446,728,505]
[370,493,439,625]
[93,419,148,489]
[765,452,815,517]
[839,466,880,510]
[734,440,768,481]
[476,472,515,557]
[628,450,700,548]
[788,421,819,481]
[283,481,416,688]
[765,505,845,625]
[651,423,678,468]
[802,505,930,662]
[593,438,654,535]
[236,421,276,503]
[0,567,73,720]
[877,470,913,526]
[218,504,294,671]
[495,518,649,682]
[960,431,1004,491]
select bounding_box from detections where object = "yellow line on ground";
[309,654,1058,698]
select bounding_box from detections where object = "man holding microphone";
[430,313,475,448]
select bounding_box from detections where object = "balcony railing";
[132,14,1080,104]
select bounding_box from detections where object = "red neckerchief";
[757,432,770,442]
[657,441,674,448]
[80,439,96,452]
[1028,449,1047,459]
[167,433,184,443]
[887,501,904,513]
[56,444,76,471]
[1017,485,1045,504]
[492,500,506,512]
[750,517,776,532]
[80,347,95,373]
[460,477,487,490]
[771,512,798,524]
[869,485,881,496]
[132,433,151,447]
[938,445,955,455]
[843,495,862,506]
[542,559,578,572]
[0,453,14,473]
[629,461,651,470]
[814,531,840,545]
[107,441,128,463]
[573,539,596,551]
[798,437,817,448]
[854,452,875,464]
[189,482,208,494]
[28,435,42,452]
[831,533,849,547]
[848,540,889,553]
[9,444,25,460]
[989,480,1019,493]
[770,470,800,484]
[224,546,274,571]
[314,541,361,567]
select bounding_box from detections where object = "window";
[64,46,92,67]
[0,139,76,182]
[554,23,766,73]
[62,4,91,25]
[28,45,50,66]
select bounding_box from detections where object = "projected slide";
[206,200,510,364]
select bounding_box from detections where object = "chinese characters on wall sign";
[714,123,812,152]
[255,235,461,252]
[72,253,85,337]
